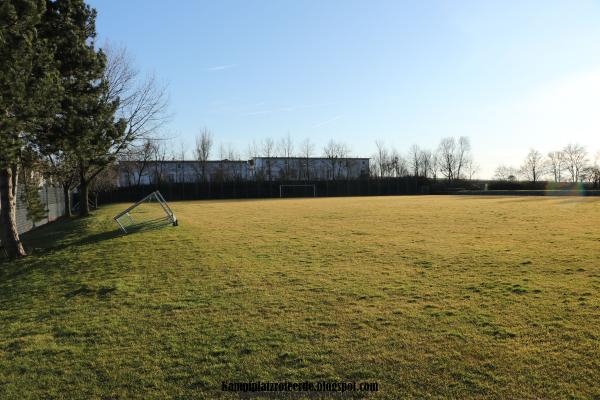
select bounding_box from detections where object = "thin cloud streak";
[243,102,335,117]
[312,115,343,128]
[245,110,273,116]
[206,64,236,71]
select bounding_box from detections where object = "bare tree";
[437,137,456,180]
[227,144,244,180]
[408,144,421,177]
[339,143,352,179]
[105,44,170,144]
[587,151,600,188]
[389,149,407,177]
[455,136,471,179]
[494,165,518,181]
[225,143,238,160]
[142,141,158,185]
[397,155,409,177]
[117,150,136,187]
[563,143,588,182]
[546,151,565,183]
[419,149,434,179]
[223,143,241,180]
[89,164,119,207]
[464,158,479,180]
[262,137,275,181]
[193,127,213,182]
[520,149,545,182]
[588,166,600,188]
[299,138,315,180]
[245,140,260,179]
[150,140,168,184]
[247,140,259,159]
[436,136,472,180]
[278,133,294,180]
[178,142,187,182]
[118,138,171,186]
[104,44,137,103]
[210,143,225,182]
[429,152,439,180]
[122,138,159,186]
[67,43,170,216]
[374,140,389,178]
[324,140,346,180]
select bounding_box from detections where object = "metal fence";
[16,184,65,234]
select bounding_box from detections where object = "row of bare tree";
[117,133,600,187]
[120,131,356,183]
[372,137,476,180]
[122,132,479,183]
[495,144,600,184]
[106,136,473,188]
[122,132,478,184]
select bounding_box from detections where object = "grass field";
[1,196,599,399]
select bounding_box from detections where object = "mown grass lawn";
[1,196,599,399]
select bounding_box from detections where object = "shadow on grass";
[18,216,122,256]
[0,214,177,308]
[123,216,174,234]
[0,215,174,268]
[65,284,117,298]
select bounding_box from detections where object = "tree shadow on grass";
[26,216,173,251]
[0,215,174,270]
[20,217,122,255]
[0,215,176,312]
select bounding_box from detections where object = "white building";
[118,160,249,186]
[250,157,369,181]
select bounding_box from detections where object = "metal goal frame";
[113,190,177,233]
[279,184,317,198]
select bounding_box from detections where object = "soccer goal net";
[113,190,177,234]
[279,184,316,198]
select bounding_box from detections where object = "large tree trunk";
[63,184,72,217]
[79,182,90,217]
[79,166,90,217]
[0,166,27,258]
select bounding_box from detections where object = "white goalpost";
[279,184,317,198]
[113,190,177,233]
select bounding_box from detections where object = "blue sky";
[90,0,600,177]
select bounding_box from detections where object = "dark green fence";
[97,177,431,204]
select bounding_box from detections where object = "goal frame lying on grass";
[279,184,317,198]
[113,190,177,233]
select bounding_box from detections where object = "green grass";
[1,196,599,399]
